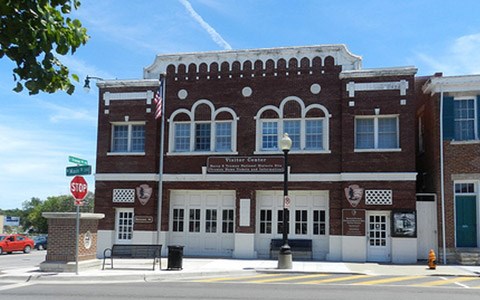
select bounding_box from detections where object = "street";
[0,250,45,271]
[1,280,479,300]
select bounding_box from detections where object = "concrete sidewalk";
[1,258,480,283]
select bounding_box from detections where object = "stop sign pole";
[70,176,88,275]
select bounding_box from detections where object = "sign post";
[70,175,88,275]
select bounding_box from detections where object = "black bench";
[102,244,162,270]
[270,239,313,260]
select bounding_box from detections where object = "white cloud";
[416,33,480,75]
[178,0,232,50]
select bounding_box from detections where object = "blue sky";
[1,0,480,210]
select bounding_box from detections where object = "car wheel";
[38,244,44,251]
[0,247,3,255]
[23,245,31,253]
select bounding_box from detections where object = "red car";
[0,234,34,255]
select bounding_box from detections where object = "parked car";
[0,234,34,254]
[33,235,48,250]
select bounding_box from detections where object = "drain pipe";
[439,86,447,264]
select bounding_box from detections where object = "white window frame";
[168,100,238,155]
[354,115,400,152]
[255,96,331,154]
[115,208,134,244]
[108,121,146,156]
[454,97,478,141]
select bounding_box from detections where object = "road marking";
[413,276,478,287]
[352,275,424,285]
[302,275,373,284]
[247,274,328,283]
[193,273,281,283]
[0,282,34,291]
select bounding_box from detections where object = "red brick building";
[417,74,480,264]
[94,45,419,263]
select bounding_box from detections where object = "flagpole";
[156,74,166,247]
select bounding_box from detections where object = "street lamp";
[83,76,104,93]
[278,133,292,269]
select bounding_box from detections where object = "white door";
[169,190,235,257]
[417,196,437,260]
[115,208,134,244]
[367,211,391,262]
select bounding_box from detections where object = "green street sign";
[68,156,88,166]
[66,165,92,176]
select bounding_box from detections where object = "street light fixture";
[83,76,104,93]
[278,133,292,269]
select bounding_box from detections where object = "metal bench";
[270,239,313,260]
[102,244,162,270]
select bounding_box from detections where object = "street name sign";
[66,165,92,176]
[68,156,88,166]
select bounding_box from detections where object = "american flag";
[154,81,163,119]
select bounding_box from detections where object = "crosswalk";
[185,273,480,288]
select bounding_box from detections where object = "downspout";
[157,74,166,247]
[439,86,447,264]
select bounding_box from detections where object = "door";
[456,196,477,247]
[367,211,391,262]
[115,208,134,244]
[417,195,438,260]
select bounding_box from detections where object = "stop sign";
[70,175,88,201]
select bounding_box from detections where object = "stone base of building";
[39,259,102,273]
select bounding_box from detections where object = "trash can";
[167,245,184,270]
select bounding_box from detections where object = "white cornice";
[340,67,417,79]
[143,44,362,79]
[97,79,160,88]
[422,75,480,94]
[95,172,417,182]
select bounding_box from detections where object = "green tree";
[27,192,94,233]
[0,0,89,95]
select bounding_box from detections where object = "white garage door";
[255,190,329,260]
[169,190,235,257]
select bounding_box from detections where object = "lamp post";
[278,133,292,269]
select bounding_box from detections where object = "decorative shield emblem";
[344,184,364,207]
[136,184,152,205]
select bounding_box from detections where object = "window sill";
[254,150,331,155]
[354,148,401,153]
[167,151,239,156]
[107,152,146,156]
[450,140,480,145]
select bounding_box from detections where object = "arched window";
[168,100,238,154]
[255,97,330,154]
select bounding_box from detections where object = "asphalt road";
[1,281,480,300]
[0,249,45,271]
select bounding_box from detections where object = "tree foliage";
[1,193,94,233]
[0,0,89,95]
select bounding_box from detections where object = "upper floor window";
[169,100,238,155]
[454,99,476,141]
[255,97,330,153]
[355,116,399,151]
[111,122,145,154]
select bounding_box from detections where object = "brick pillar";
[40,212,104,272]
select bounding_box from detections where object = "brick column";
[40,212,104,272]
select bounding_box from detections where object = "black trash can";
[167,245,184,270]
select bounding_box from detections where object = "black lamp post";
[278,133,292,269]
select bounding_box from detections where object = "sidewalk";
[1,258,479,283]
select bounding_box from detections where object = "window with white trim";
[169,100,237,154]
[111,122,145,153]
[205,209,217,233]
[454,99,476,141]
[355,116,399,150]
[256,97,330,153]
[313,210,326,235]
[259,209,272,234]
[222,209,234,233]
[189,209,201,232]
[172,209,184,232]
